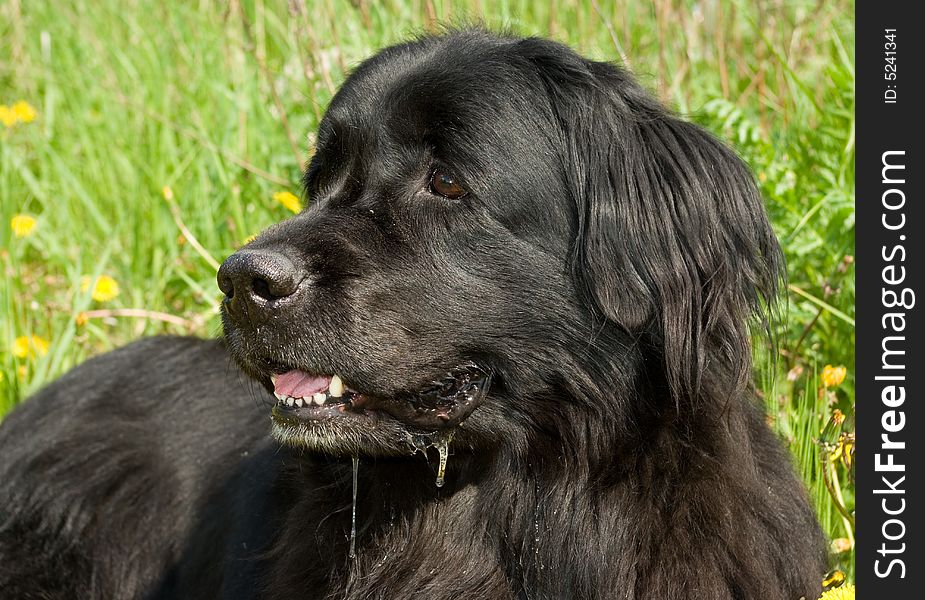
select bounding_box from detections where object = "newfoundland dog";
[0,30,827,599]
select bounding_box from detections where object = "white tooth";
[270,374,278,385]
[295,397,304,407]
[313,392,326,406]
[286,396,295,407]
[329,375,344,398]
[274,392,284,401]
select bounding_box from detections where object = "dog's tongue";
[274,370,331,398]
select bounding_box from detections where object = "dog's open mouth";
[270,363,492,431]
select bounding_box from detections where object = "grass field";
[1,0,855,586]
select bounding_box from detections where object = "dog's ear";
[523,40,783,401]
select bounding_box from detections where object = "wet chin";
[269,407,423,456]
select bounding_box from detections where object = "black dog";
[0,30,827,599]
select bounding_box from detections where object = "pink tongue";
[274,370,332,398]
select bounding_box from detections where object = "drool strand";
[435,440,449,488]
[349,456,359,558]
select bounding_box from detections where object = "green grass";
[1,0,855,584]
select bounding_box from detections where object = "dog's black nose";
[217,249,304,308]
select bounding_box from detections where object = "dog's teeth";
[313,392,326,406]
[329,375,344,398]
[274,392,285,401]
[295,397,304,407]
[270,374,278,386]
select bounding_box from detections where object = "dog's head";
[218,30,782,458]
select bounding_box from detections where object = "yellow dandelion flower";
[11,214,37,238]
[821,365,847,388]
[840,434,854,469]
[12,101,37,124]
[12,337,30,359]
[819,583,854,600]
[81,275,121,302]
[76,312,89,327]
[273,191,302,213]
[822,570,846,590]
[162,185,174,200]
[0,105,16,128]
[12,335,50,359]
[32,336,49,356]
[828,432,855,469]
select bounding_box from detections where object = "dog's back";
[0,337,272,600]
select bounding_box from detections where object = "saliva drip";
[435,440,449,488]
[407,430,454,488]
[349,456,358,559]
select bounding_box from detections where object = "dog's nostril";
[251,276,292,301]
[217,270,236,299]
[217,249,303,307]
[252,277,271,301]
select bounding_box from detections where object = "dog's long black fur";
[0,30,827,599]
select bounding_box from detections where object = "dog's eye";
[429,168,468,199]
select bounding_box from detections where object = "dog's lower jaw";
[268,366,492,458]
